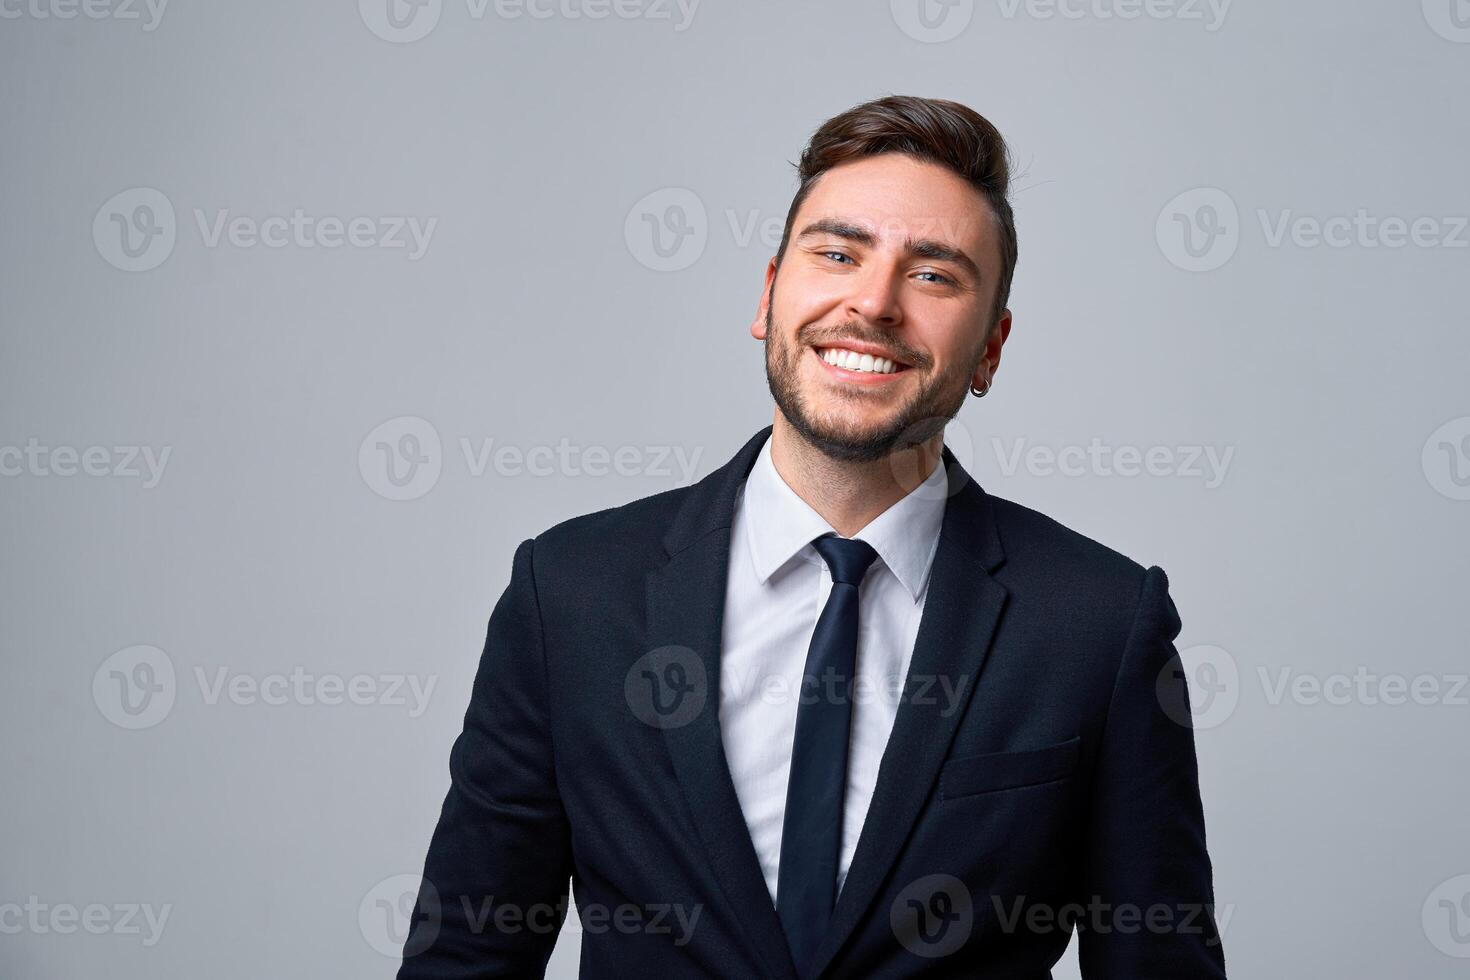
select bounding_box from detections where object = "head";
[751,95,1017,463]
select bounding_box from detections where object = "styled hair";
[775,94,1018,327]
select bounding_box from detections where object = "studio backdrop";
[2,2,1467,977]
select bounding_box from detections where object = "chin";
[788,411,909,464]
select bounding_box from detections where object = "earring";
[970,379,990,398]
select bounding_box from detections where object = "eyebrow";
[795,217,983,283]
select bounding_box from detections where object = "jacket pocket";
[939,736,1082,799]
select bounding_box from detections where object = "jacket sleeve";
[1077,565,1228,978]
[398,537,574,979]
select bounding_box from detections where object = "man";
[397,95,1227,978]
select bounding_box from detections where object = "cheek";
[912,311,982,365]
[775,267,843,322]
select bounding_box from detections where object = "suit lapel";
[804,447,1009,979]
[646,426,800,980]
[646,429,1009,980]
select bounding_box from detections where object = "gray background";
[3,0,1468,976]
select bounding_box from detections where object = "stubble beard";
[762,304,978,464]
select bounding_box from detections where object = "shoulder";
[981,489,1171,630]
[519,482,695,580]
[986,491,1148,576]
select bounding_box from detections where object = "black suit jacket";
[397,426,1227,979]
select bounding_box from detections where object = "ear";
[749,257,778,341]
[971,308,1013,389]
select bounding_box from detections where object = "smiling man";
[397,95,1228,979]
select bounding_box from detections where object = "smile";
[814,346,908,376]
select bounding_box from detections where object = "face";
[751,153,1011,463]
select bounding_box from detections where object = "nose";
[845,260,903,328]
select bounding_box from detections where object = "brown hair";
[775,94,1018,328]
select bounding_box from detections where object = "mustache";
[797,322,930,369]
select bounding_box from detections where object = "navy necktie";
[776,534,880,977]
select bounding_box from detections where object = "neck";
[768,410,943,538]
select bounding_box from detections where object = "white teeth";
[820,347,899,375]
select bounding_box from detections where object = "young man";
[397,95,1228,979]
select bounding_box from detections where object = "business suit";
[397,425,1228,978]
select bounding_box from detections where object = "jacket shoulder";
[982,490,1165,610]
[526,482,693,570]
[981,490,1182,665]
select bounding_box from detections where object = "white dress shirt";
[718,433,948,908]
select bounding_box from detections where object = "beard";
[763,303,980,464]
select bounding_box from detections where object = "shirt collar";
[739,433,947,601]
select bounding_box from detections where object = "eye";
[820,250,855,265]
[915,270,953,285]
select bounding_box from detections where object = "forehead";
[795,153,999,260]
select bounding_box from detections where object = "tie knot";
[811,534,879,587]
